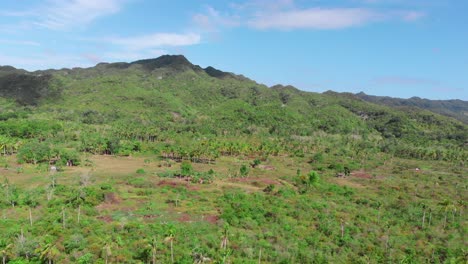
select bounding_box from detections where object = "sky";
[0,0,467,100]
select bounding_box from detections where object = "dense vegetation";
[354,92,468,124]
[0,55,466,263]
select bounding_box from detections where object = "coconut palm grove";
[0,55,466,263]
[1,0,468,263]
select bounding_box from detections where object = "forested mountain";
[0,55,466,263]
[1,55,466,148]
[354,92,468,124]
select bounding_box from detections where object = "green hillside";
[354,92,468,124]
[0,55,466,263]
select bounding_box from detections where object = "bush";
[181,161,193,176]
[58,148,81,166]
[17,140,53,164]
[240,165,249,177]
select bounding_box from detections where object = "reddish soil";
[351,170,373,179]
[104,192,121,204]
[143,214,159,219]
[157,179,189,188]
[97,215,113,223]
[230,177,280,185]
[177,213,192,223]
[204,215,219,224]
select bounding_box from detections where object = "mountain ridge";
[353,91,468,124]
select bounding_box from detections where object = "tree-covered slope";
[1,55,466,152]
[354,92,468,124]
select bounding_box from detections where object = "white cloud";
[230,0,295,11]
[108,33,201,51]
[0,53,92,70]
[196,0,427,31]
[401,11,426,21]
[248,8,382,30]
[105,49,168,61]
[193,7,240,32]
[35,0,125,30]
[0,39,40,46]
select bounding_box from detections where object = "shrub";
[181,161,193,176]
[240,165,249,177]
[17,140,53,164]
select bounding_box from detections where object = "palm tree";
[102,242,112,264]
[37,243,60,264]
[1,243,13,264]
[146,237,158,264]
[220,224,229,251]
[164,224,176,263]
[220,224,230,264]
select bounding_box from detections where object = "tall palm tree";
[146,237,157,264]
[220,224,230,264]
[220,224,229,251]
[164,225,176,263]
[37,243,60,264]
[1,243,13,264]
[102,242,112,264]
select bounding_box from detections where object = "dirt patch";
[97,215,113,223]
[157,179,189,188]
[257,165,276,171]
[331,178,365,189]
[177,213,192,223]
[351,170,373,179]
[204,215,219,224]
[104,192,121,204]
[230,177,280,185]
[143,214,159,219]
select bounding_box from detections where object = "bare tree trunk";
[340,220,345,238]
[443,211,447,229]
[421,209,426,228]
[77,205,81,224]
[62,207,66,229]
[170,240,174,263]
[428,211,432,226]
[385,233,389,253]
[258,248,262,264]
[29,207,33,227]
[47,188,54,201]
[377,207,381,224]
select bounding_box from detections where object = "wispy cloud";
[248,8,382,30]
[193,7,240,32]
[0,39,41,46]
[230,0,295,11]
[0,10,36,17]
[401,11,426,21]
[108,33,201,51]
[104,49,168,62]
[0,53,92,70]
[35,0,125,30]
[195,0,427,31]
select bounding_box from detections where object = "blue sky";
[0,0,467,100]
